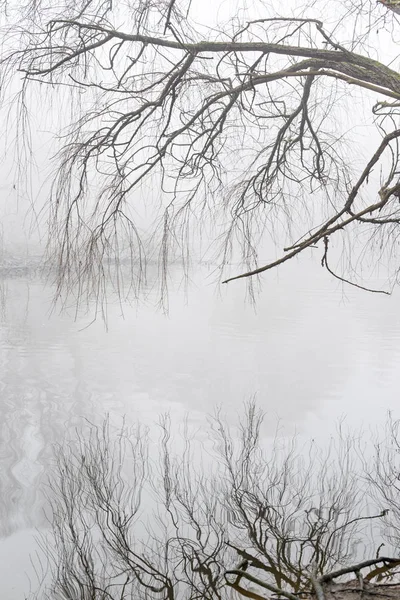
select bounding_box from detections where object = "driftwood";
[225,557,400,600]
[378,0,400,17]
[312,579,400,599]
[228,576,400,600]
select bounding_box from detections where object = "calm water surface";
[0,259,400,598]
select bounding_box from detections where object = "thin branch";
[321,236,390,295]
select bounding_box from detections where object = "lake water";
[1,257,400,598]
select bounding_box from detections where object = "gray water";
[0,258,400,598]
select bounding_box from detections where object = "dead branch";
[321,558,400,583]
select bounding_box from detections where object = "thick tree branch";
[3,2,400,306]
[321,557,400,583]
[225,570,300,600]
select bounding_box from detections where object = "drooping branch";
[222,129,400,287]
[2,0,400,306]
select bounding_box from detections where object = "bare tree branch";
[2,0,400,309]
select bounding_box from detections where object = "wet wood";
[303,580,400,600]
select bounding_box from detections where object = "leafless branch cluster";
[28,405,400,599]
[33,415,228,600]
[366,415,400,554]
[2,0,400,306]
[213,406,395,597]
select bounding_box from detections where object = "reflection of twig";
[376,543,386,559]
[163,0,176,34]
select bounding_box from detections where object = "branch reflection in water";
[0,260,400,597]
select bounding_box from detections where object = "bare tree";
[29,406,400,599]
[2,0,400,306]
